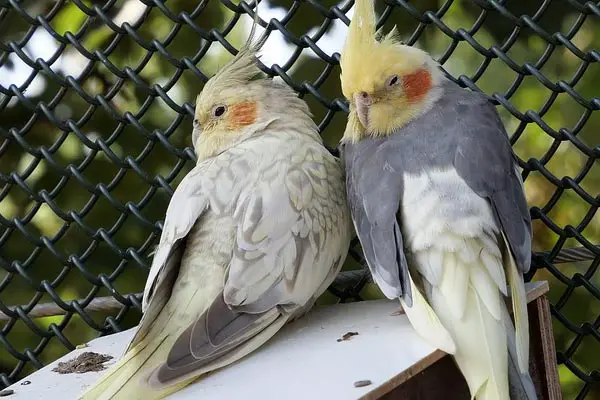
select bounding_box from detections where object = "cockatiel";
[80,41,352,399]
[339,1,536,399]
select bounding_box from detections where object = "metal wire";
[0,0,599,397]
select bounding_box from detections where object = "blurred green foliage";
[0,0,598,398]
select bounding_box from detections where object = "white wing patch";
[402,168,497,253]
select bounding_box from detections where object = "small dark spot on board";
[337,331,359,342]
[52,352,113,374]
[20,380,30,386]
[0,389,14,396]
[354,380,372,388]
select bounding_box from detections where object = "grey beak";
[353,91,373,129]
[192,127,201,149]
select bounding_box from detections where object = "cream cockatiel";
[80,41,352,400]
[339,1,536,399]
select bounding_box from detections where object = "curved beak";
[353,91,373,129]
[192,127,202,149]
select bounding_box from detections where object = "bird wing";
[127,164,212,350]
[151,137,350,384]
[343,141,411,302]
[452,96,532,373]
[452,99,532,274]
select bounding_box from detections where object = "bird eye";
[193,118,199,126]
[388,75,400,87]
[213,105,227,118]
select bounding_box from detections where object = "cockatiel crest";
[340,0,443,140]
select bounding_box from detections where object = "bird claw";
[390,306,405,316]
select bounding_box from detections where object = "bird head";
[339,0,443,141]
[193,39,315,162]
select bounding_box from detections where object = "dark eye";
[193,118,198,126]
[388,75,399,86]
[213,105,227,118]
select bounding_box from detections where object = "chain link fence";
[0,0,599,398]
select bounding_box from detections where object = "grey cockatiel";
[80,42,352,399]
[338,1,536,399]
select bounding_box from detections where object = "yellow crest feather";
[340,0,402,99]
[199,6,266,99]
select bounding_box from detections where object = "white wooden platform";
[5,299,442,400]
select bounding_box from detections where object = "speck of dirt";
[336,331,359,342]
[20,381,30,386]
[52,352,113,374]
[353,380,372,388]
[0,389,14,396]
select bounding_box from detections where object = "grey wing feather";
[452,95,532,273]
[155,293,282,383]
[344,143,411,303]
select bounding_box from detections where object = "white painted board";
[5,299,439,400]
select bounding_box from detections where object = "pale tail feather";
[79,334,189,400]
[472,283,509,400]
[424,245,509,400]
[502,231,530,373]
[400,271,456,354]
[438,251,468,320]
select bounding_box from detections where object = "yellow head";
[192,45,315,162]
[339,0,443,141]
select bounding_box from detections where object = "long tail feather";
[502,306,538,400]
[79,333,189,400]
[502,231,530,374]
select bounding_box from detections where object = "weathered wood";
[528,295,562,400]
[377,354,470,399]
[359,350,448,400]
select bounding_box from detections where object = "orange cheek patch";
[403,69,432,103]
[227,102,257,130]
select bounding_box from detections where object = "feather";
[480,245,508,296]
[80,256,225,400]
[472,287,509,400]
[470,266,502,321]
[502,306,538,400]
[438,251,468,320]
[414,248,443,285]
[400,271,456,354]
[502,231,530,374]
[148,294,285,387]
[428,256,509,400]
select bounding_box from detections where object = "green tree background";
[0,0,598,398]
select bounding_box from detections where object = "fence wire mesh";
[0,0,599,398]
